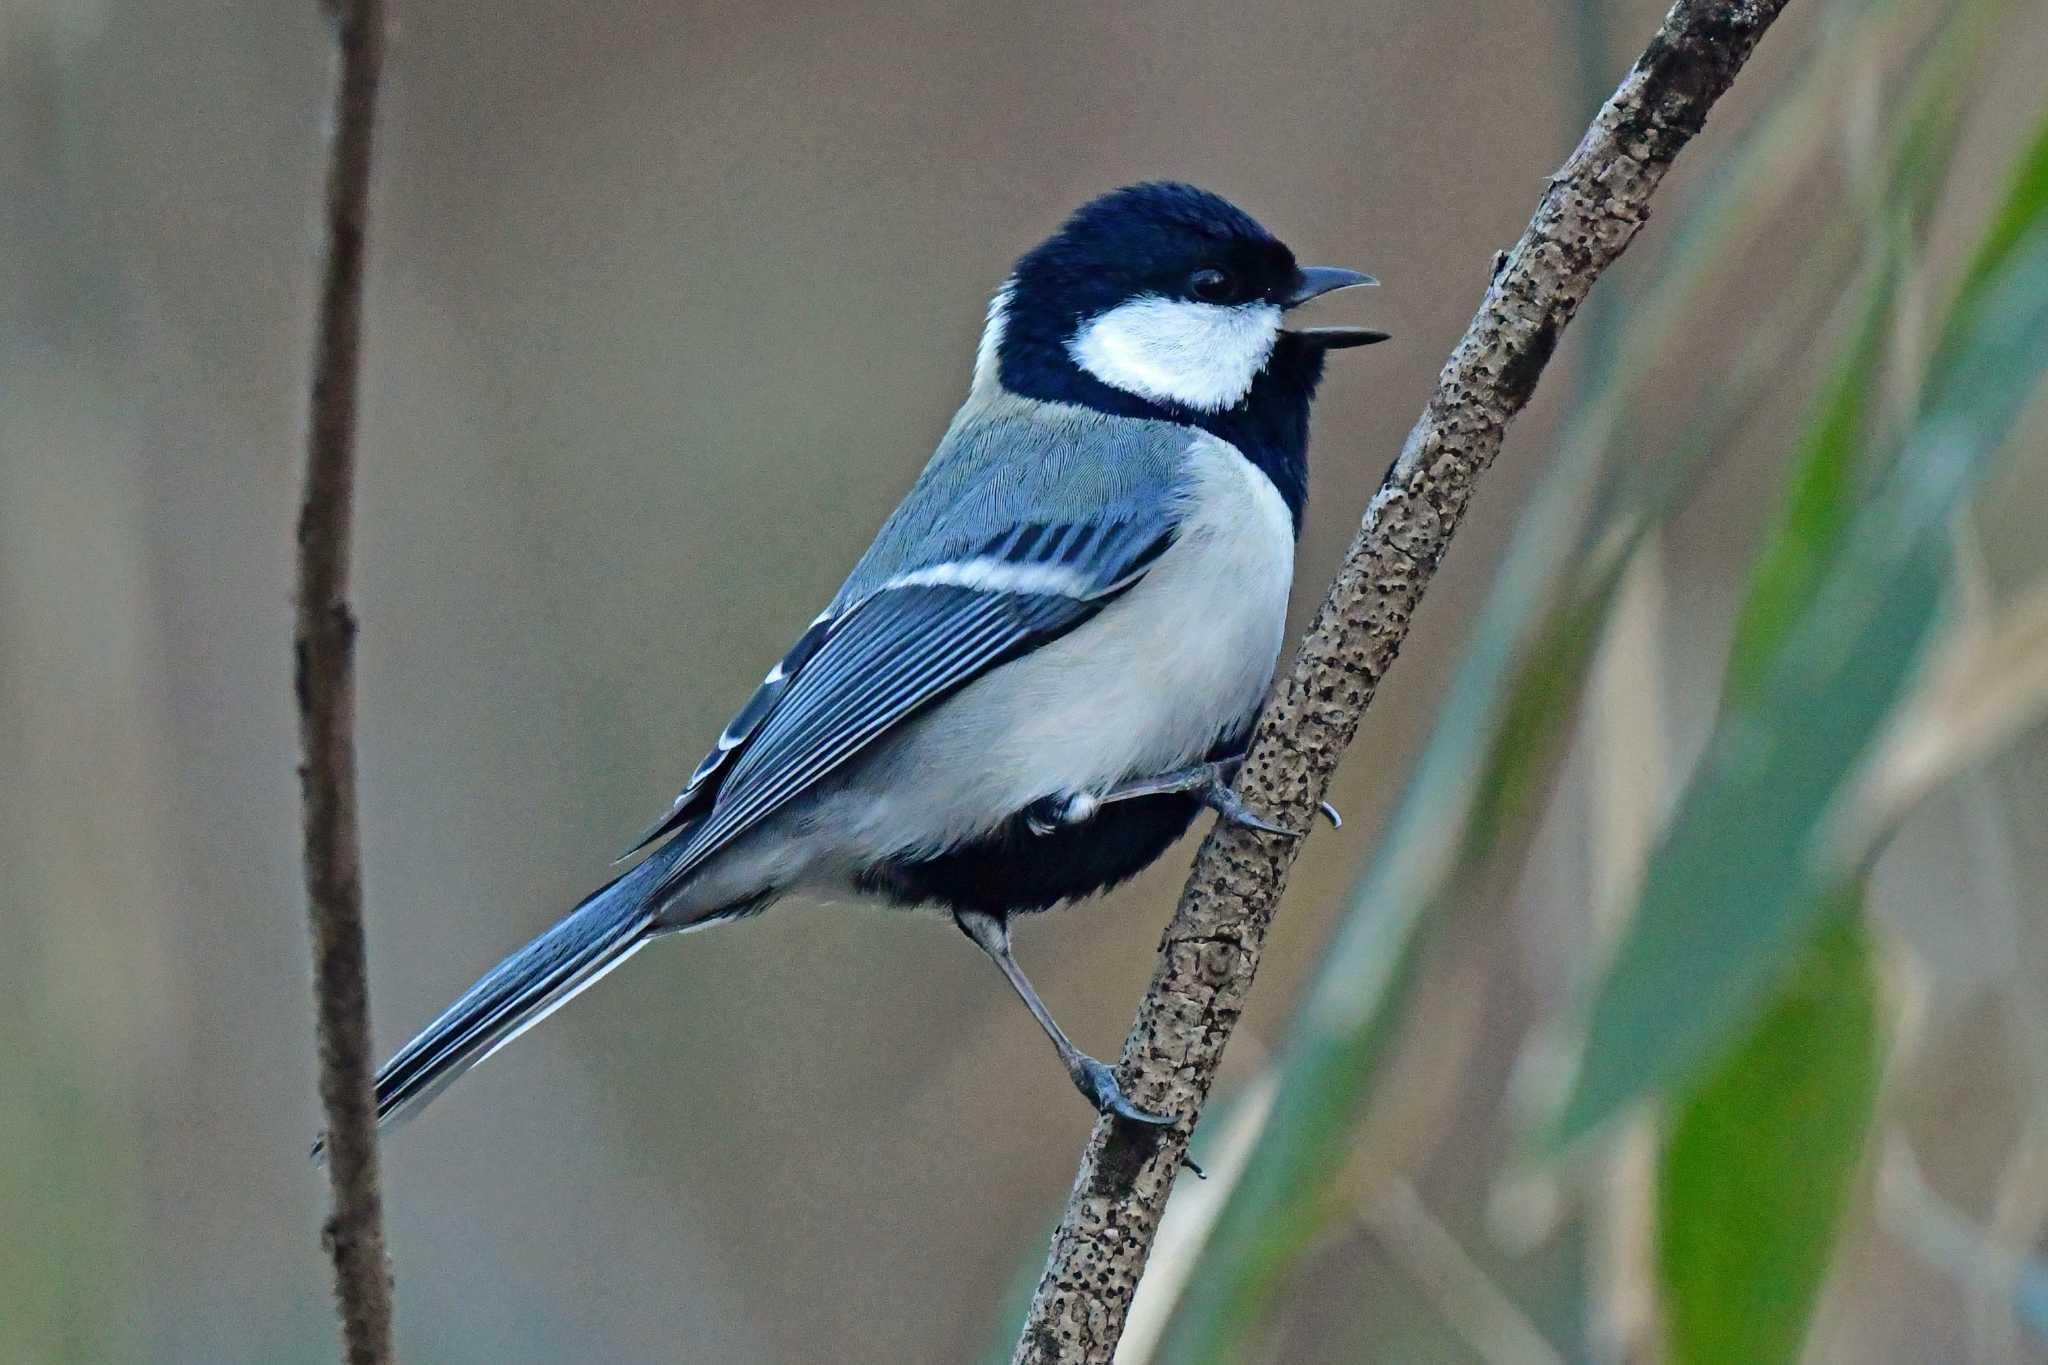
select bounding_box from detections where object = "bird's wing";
[622,506,1180,895]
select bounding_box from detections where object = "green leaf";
[1552,542,1940,1144]
[1647,203,1902,1365]
[1659,898,1882,1365]
[1942,103,2048,354]
[1721,256,1896,705]
[1881,0,2005,235]
[1552,226,2048,1146]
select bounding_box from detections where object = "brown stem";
[296,0,393,1361]
[1011,3,1794,1361]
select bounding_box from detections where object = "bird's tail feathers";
[313,850,677,1160]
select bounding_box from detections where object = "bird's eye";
[1187,268,1235,303]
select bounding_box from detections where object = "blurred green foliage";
[1121,3,1897,1354]
[1558,169,2048,1153]
[1646,37,2048,1358]
[1651,202,1899,1365]
[1659,896,1881,1365]
[1042,8,2048,1363]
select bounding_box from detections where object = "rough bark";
[295,0,394,1361]
[1011,3,1795,1361]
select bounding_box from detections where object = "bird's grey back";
[834,390,1198,607]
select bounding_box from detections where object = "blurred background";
[5,0,2048,1360]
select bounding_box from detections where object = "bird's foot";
[1199,779,1301,838]
[1097,757,1340,837]
[1071,1055,1176,1128]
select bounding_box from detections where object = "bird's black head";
[980,182,1384,525]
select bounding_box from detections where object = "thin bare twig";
[1012,4,1796,1360]
[296,0,393,1361]
[1363,1180,1569,1365]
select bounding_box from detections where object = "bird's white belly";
[836,435,1295,859]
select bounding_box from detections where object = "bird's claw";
[1073,1056,1176,1128]
[1202,782,1301,838]
[1209,759,1342,833]
[1206,759,1341,833]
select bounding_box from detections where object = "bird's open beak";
[1282,266,1388,349]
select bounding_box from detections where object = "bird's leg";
[1022,790,1101,836]
[1095,755,1341,835]
[953,908,1174,1128]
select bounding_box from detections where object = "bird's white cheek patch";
[1067,297,1282,412]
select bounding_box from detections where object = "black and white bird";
[352,181,1384,1145]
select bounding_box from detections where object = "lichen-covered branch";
[1011,4,1795,1361]
[295,0,393,1360]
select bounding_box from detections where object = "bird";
[341,181,1385,1152]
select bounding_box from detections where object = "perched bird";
[350,181,1384,1147]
